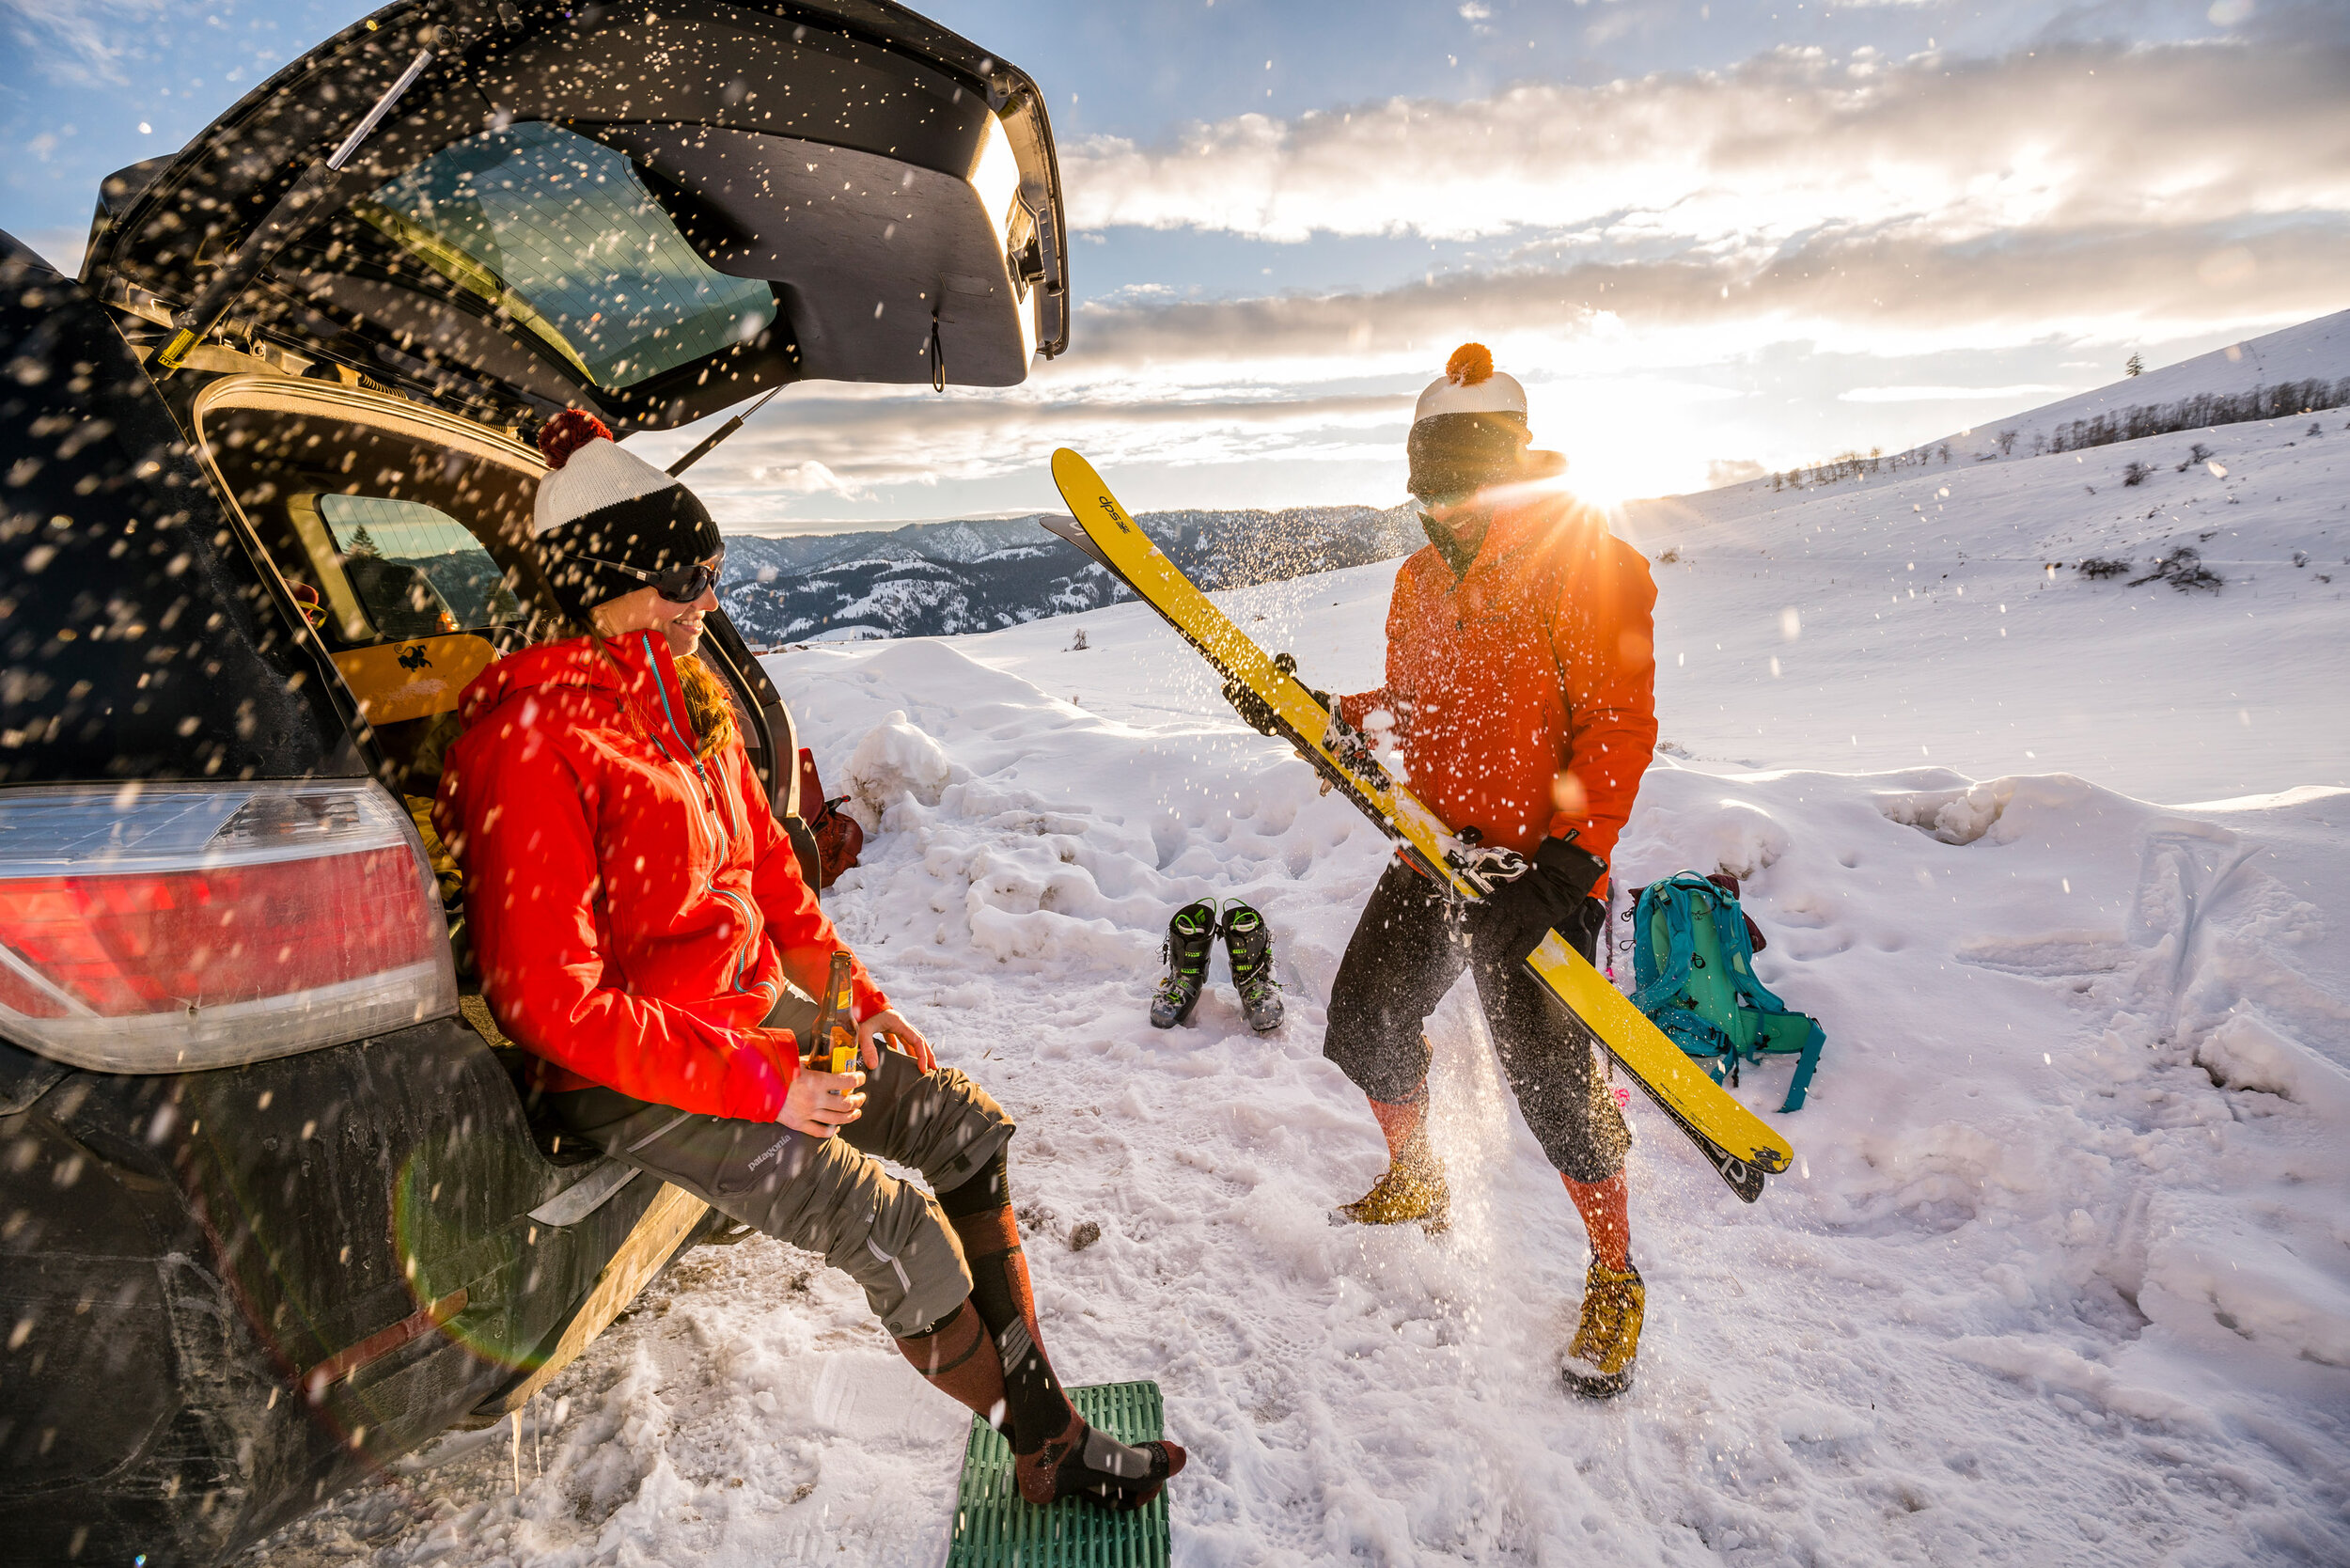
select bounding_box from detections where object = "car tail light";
[0,782,458,1073]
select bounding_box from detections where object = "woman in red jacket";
[437,413,1181,1512]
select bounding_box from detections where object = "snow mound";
[844,708,955,824]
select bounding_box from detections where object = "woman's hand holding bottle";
[781,1058,865,1137]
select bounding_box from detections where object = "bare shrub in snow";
[2130,547,2222,593]
[2077,558,2132,579]
[2122,462,2150,486]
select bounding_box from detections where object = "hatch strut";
[154,47,435,374]
[666,382,788,477]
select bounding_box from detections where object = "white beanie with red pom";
[529,410,720,622]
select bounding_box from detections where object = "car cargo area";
[191,378,550,798]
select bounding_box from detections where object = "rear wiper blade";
[154,47,434,374]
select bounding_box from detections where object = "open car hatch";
[80,0,1068,432]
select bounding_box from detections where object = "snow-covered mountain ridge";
[716,503,1421,646]
[1777,306,2350,484]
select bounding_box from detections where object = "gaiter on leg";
[1368,1083,1428,1159]
[936,1150,1074,1454]
[936,1148,1188,1510]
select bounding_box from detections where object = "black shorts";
[1323,858,1630,1184]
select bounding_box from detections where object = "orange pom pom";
[538,409,614,470]
[1445,342,1494,386]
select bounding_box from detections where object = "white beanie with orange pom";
[1406,343,1554,497]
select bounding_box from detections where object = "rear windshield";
[356,121,776,392]
[0,243,352,784]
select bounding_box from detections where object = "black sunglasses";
[565,551,725,604]
[1412,491,1475,526]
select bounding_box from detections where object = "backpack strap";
[1772,1015,1825,1113]
[1700,880,1826,1111]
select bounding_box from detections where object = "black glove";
[1222,652,1330,739]
[1484,834,1607,964]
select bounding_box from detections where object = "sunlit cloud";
[650,213,2349,518]
[637,384,1425,520]
[1061,39,2350,249]
[1065,220,2350,375]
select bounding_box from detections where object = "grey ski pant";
[551,988,1014,1338]
[1323,858,1630,1184]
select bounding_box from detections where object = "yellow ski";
[1047,447,1793,1201]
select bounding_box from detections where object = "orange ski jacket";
[435,630,886,1121]
[1339,493,1659,880]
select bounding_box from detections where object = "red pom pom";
[538,409,613,470]
[1445,342,1494,386]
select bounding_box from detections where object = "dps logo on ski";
[1096,495,1131,533]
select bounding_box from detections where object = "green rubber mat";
[945,1380,1169,1567]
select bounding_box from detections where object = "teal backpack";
[1623,872,1825,1112]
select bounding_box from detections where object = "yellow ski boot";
[1334,1134,1449,1234]
[1561,1259,1644,1399]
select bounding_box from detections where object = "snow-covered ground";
[257,417,2349,1566]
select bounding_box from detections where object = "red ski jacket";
[1340,492,1658,881]
[435,631,886,1121]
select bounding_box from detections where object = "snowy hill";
[1952,306,2350,461]
[717,503,1421,644]
[256,400,2350,1564]
[1620,406,2349,802]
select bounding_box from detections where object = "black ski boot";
[1219,900,1284,1032]
[1149,899,1217,1028]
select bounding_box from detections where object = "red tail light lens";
[0,783,458,1072]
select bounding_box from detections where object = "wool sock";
[937,1151,1075,1455]
[1562,1169,1631,1273]
[894,1300,1006,1429]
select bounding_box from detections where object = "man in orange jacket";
[1236,344,1659,1398]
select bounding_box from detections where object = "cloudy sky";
[4,0,2345,527]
